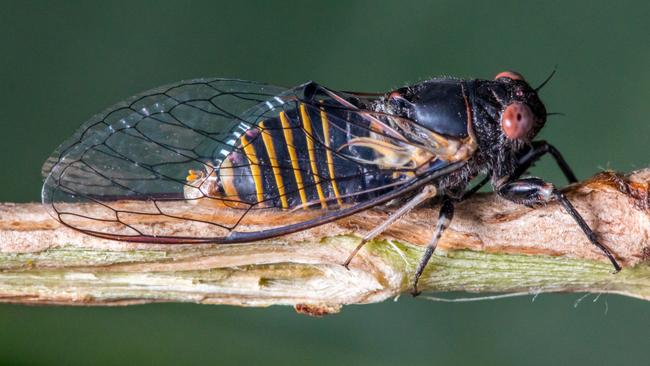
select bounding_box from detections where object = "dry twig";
[0,169,648,315]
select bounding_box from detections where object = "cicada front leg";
[495,177,621,272]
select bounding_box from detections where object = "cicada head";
[491,71,548,142]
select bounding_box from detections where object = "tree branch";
[0,169,648,315]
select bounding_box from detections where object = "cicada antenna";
[535,65,558,92]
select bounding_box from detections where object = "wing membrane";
[42,79,459,243]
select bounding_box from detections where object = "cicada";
[42,71,620,294]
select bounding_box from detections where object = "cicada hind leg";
[342,185,438,269]
[342,185,456,295]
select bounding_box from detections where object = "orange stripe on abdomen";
[279,111,308,206]
[259,120,289,209]
[239,134,264,204]
[319,108,342,206]
[299,104,327,209]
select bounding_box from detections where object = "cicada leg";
[496,139,620,271]
[412,197,454,296]
[496,177,621,272]
[514,140,578,183]
[461,140,578,201]
[463,140,578,201]
[342,185,438,269]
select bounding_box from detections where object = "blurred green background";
[1,1,649,365]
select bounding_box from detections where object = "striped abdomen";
[214,103,393,209]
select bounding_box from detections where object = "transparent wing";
[42,79,460,243]
[42,78,286,179]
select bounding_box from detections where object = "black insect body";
[42,72,621,295]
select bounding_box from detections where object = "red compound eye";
[494,71,525,81]
[501,102,533,139]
